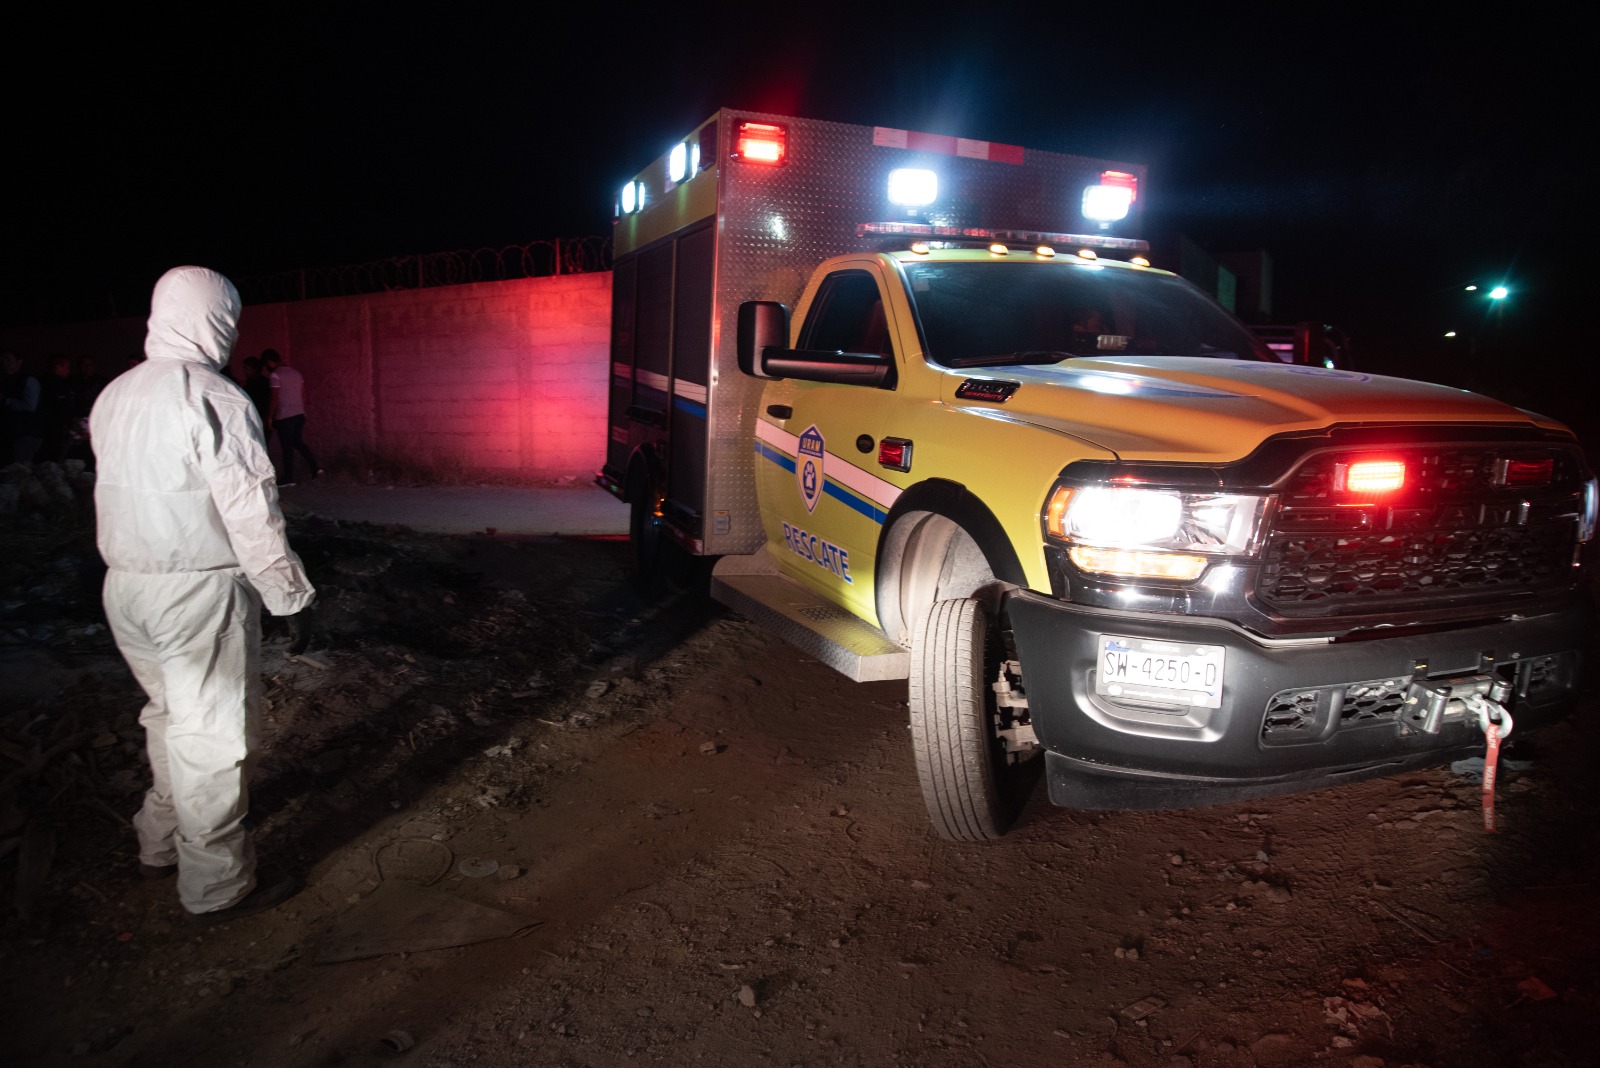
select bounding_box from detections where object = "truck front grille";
[1256,445,1584,618]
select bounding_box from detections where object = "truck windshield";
[902,261,1269,368]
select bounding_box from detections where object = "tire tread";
[909,598,1005,841]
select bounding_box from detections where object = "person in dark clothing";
[3,350,44,462]
[40,355,82,462]
[242,356,273,444]
[76,356,108,416]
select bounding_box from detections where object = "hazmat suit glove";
[285,610,310,656]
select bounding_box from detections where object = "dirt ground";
[3,482,1599,1068]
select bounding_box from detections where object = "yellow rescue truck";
[599,110,1596,840]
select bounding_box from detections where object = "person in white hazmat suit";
[91,266,315,919]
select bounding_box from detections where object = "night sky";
[5,5,1590,421]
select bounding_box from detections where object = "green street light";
[1489,285,1509,300]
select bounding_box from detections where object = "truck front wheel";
[909,598,1038,841]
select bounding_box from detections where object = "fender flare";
[874,479,1027,646]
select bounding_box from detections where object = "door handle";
[766,404,793,419]
[625,404,667,429]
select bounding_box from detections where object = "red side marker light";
[734,122,787,164]
[1498,457,1554,486]
[1337,459,1406,494]
[878,437,913,473]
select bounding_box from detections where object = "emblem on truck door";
[797,424,825,513]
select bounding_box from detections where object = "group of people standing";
[1,350,108,464]
[1,343,321,484]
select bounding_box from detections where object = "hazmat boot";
[187,873,299,928]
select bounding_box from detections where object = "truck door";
[756,265,906,622]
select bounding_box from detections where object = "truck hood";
[941,357,1559,462]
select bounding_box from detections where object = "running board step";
[711,550,909,682]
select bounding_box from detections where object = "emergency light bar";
[857,221,1149,252]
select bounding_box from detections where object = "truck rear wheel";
[628,466,703,592]
[627,469,665,582]
[909,598,1037,841]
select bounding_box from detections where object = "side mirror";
[737,301,789,378]
[762,349,892,387]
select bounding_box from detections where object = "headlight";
[1045,484,1271,581]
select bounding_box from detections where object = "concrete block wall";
[3,272,613,482]
[520,275,613,478]
[370,287,527,473]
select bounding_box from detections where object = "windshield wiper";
[941,350,1078,369]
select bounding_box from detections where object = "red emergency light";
[1497,457,1554,486]
[1335,459,1406,495]
[1100,170,1138,202]
[734,122,787,164]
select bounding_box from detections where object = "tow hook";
[1399,657,1516,832]
[1401,660,1512,736]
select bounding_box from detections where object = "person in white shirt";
[264,348,323,486]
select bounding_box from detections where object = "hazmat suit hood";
[144,266,241,371]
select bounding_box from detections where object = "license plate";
[1095,635,1225,709]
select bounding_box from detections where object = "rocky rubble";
[0,459,95,515]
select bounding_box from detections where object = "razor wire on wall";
[233,237,611,305]
[0,238,612,327]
